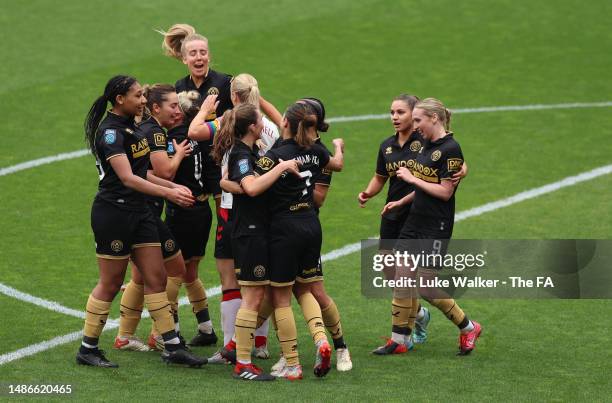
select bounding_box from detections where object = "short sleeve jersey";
[136,116,167,207]
[375,131,422,220]
[255,139,330,217]
[138,117,167,162]
[175,70,232,197]
[220,150,233,209]
[313,138,333,187]
[228,141,268,235]
[175,69,233,119]
[257,116,280,157]
[166,124,208,207]
[409,133,464,223]
[94,112,150,210]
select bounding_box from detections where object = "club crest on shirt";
[409,140,422,152]
[238,159,250,174]
[104,129,116,144]
[385,146,392,155]
[125,128,134,135]
[431,150,442,161]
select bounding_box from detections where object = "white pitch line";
[0,282,221,365]
[2,162,611,365]
[326,100,612,123]
[2,101,612,177]
[316,163,612,262]
[1,100,611,365]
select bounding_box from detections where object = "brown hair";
[211,103,259,164]
[142,83,175,117]
[158,23,208,60]
[393,94,420,111]
[284,102,317,148]
[415,98,452,130]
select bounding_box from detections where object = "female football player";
[114,84,193,352]
[254,102,344,379]
[162,90,219,347]
[385,98,482,355]
[189,73,277,361]
[79,75,205,368]
[212,103,300,381]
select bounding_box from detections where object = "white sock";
[221,298,241,345]
[165,336,180,345]
[254,317,270,339]
[460,320,474,334]
[416,306,425,320]
[391,332,405,344]
[198,320,213,334]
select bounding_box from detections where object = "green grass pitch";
[0,0,611,401]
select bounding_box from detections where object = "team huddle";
[76,23,481,381]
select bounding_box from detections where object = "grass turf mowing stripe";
[1,101,611,177]
[2,162,610,365]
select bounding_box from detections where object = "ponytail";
[84,95,109,156]
[211,104,259,164]
[212,109,236,164]
[158,23,208,60]
[231,73,260,106]
[84,75,138,156]
[415,98,452,131]
[284,102,317,148]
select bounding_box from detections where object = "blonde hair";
[177,90,201,120]
[231,73,260,107]
[415,98,452,130]
[158,23,208,60]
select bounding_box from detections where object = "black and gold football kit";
[297,137,333,283]
[138,116,167,217]
[176,70,233,197]
[376,131,422,249]
[165,123,212,261]
[91,112,160,259]
[256,139,331,286]
[136,117,181,261]
[228,141,269,285]
[398,133,464,259]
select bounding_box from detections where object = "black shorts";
[165,203,212,261]
[296,257,323,284]
[147,197,164,218]
[91,198,160,259]
[154,215,180,260]
[269,214,322,287]
[395,215,452,270]
[232,234,269,286]
[214,207,234,259]
[379,212,409,251]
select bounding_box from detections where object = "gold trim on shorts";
[163,250,181,262]
[96,253,130,260]
[270,280,295,287]
[132,243,162,249]
[238,280,270,286]
[295,276,324,284]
